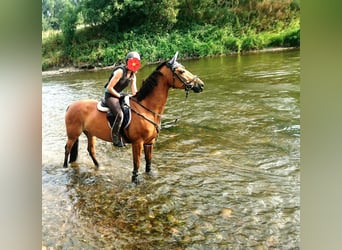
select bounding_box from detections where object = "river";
[42,49,300,249]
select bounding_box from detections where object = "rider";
[104,51,141,147]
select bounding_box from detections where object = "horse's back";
[65,99,111,141]
[66,99,97,122]
[65,100,97,133]
[66,99,97,112]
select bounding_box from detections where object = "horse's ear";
[173,51,179,61]
[169,51,179,66]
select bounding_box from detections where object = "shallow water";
[42,49,300,249]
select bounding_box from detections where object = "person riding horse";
[104,51,141,147]
[64,52,204,183]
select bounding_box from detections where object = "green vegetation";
[42,0,300,71]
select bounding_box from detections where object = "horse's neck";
[141,77,170,115]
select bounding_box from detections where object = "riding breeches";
[104,93,123,121]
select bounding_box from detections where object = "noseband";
[174,71,199,92]
[167,63,199,92]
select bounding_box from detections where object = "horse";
[63,52,204,184]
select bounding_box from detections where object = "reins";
[127,63,197,131]
[170,66,196,123]
[174,89,190,123]
[125,98,161,133]
[130,97,162,117]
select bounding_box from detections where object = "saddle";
[97,95,132,130]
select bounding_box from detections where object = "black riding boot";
[111,114,125,147]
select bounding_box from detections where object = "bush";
[266,33,284,47]
[102,47,118,65]
[283,28,300,47]
[222,36,240,53]
[42,15,300,70]
[241,35,265,51]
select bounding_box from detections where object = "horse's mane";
[134,61,167,101]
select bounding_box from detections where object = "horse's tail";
[69,138,79,163]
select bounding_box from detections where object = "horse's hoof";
[132,176,140,185]
[145,171,155,178]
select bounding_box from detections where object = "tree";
[42,0,79,31]
[177,0,233,27]
[140,0,179,31]
[80,0,114,26]
[60,1,78,55]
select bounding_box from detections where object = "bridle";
[166,62,199,122]
[167,62,199,95]
[128,62,200,132]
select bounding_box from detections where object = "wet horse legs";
[132,142,143,184]
[63,138,78,167]
[144,144,153,173]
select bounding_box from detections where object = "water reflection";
[42,50,300,248]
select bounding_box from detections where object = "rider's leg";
[105,94,125,147]
[111,111,124,147]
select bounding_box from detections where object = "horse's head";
[165,52,204,93]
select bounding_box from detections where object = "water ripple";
[42,50,300,249]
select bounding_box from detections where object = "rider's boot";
[111,114,125,147]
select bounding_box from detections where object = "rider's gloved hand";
[119,93,128,102]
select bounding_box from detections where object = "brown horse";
[63,52,204,183]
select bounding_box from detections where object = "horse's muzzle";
[192,80,204,93]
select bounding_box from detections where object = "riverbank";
[42,47,299,76]
[42,16,300,72]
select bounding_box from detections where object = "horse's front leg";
[132,142,143,184]
[144,144,153,174]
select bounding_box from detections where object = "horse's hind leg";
[85,132,99,167]
[64,138,79,167]
[63,144,69,167]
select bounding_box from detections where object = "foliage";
[42,0,300,70]
[80,0,114,26]
[138,0,179,32]
[42,0,78,31]
[60,2,78,56]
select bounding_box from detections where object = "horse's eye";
[179,69,185,74]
